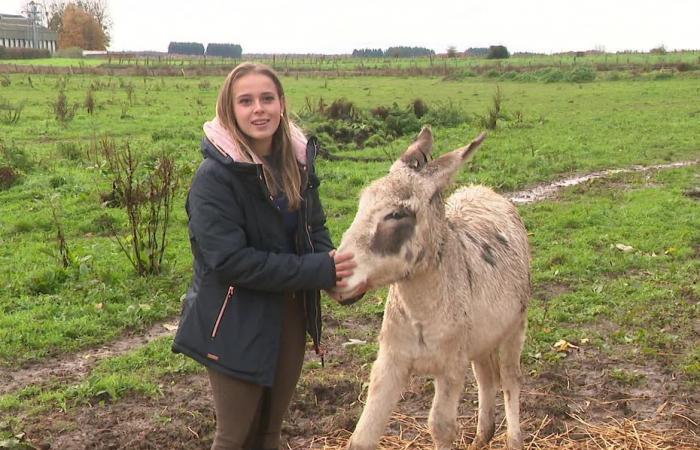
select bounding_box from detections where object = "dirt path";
[2,158,697,398]
[506,160,699,204]
[0,319,178,397]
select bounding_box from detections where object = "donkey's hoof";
[507,431,523,449]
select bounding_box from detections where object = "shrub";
[0,139,32,171]
[477,86,504,130]
[326,98,359,121]
[53,91,78,124]
[85,88,96,114]
[0,166,19,190]
[539,68,564,83]
[423,102,470,128]
[98,138,179,276]
[487,45,510,59]
[370,106,390,120]
[0,46,50,59]
[385,109,421,137]
[411,98,429,118]
[566,66,597,83]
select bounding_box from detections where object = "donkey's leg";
[470,354,499,448]
[346,351,409,450]
[428,371,466,450]
[498,319,527,450]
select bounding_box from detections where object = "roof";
[0,12,57,40]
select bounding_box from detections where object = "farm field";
[4,50,700,70]
[0,66,699,449]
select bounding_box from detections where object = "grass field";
[0,64,698,449]
[4,50,700,69]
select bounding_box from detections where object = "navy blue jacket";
[172,136,336,386]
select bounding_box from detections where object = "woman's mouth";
[251,119,269,127]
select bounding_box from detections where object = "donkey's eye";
[384,210,411,221]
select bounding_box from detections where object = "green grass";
[1,73,699,367]
[0,68,699,426]
[1,166,696,419]
[522,167,699,373]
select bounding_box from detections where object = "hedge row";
[0,46,51,59]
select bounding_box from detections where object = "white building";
[0,13,58,53]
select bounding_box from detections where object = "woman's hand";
[326,250,367,305]
[329,249,356,288]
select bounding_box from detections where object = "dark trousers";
[207,295,306,450]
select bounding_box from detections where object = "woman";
[172,62,358,450]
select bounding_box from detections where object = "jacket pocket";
[211,286,234,338]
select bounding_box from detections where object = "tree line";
[352,46,436,58]
[352,45,510,59]
[167,42,243,58]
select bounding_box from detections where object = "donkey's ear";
[422,132,487,192]
[390,126,434,172]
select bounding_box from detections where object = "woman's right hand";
[329,249,356,288]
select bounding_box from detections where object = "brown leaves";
[58,4,108,51]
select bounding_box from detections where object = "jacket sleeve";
[188,165,337,292]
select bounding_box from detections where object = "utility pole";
[22,1,46,49]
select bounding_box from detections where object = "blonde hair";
[216,62,302,210]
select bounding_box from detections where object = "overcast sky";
[7,0,700,54]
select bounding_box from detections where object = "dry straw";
[287,412,699,449]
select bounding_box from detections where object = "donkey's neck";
[393,265,446,317]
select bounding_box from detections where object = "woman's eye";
[238,98,251,105]
[262,95,276,103]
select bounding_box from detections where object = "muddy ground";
[4,313,699,450]
[4,164,699,449]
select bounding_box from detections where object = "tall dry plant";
[53,90,78,125]
[48,193,72,268]
[99,138,178,276]
[479,85,504,130]
[84,88,96,114]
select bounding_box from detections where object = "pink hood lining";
[203,117,308,165]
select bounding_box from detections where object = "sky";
[6,0,700,54]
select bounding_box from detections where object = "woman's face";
[232,73,284,155]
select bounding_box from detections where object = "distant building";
[0,13,57,53]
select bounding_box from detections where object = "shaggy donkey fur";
[333,128,530,450]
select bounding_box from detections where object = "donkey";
[332,127,530,450]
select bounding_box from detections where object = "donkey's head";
[333,127,486,301]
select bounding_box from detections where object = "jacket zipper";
[211,286,234,339]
